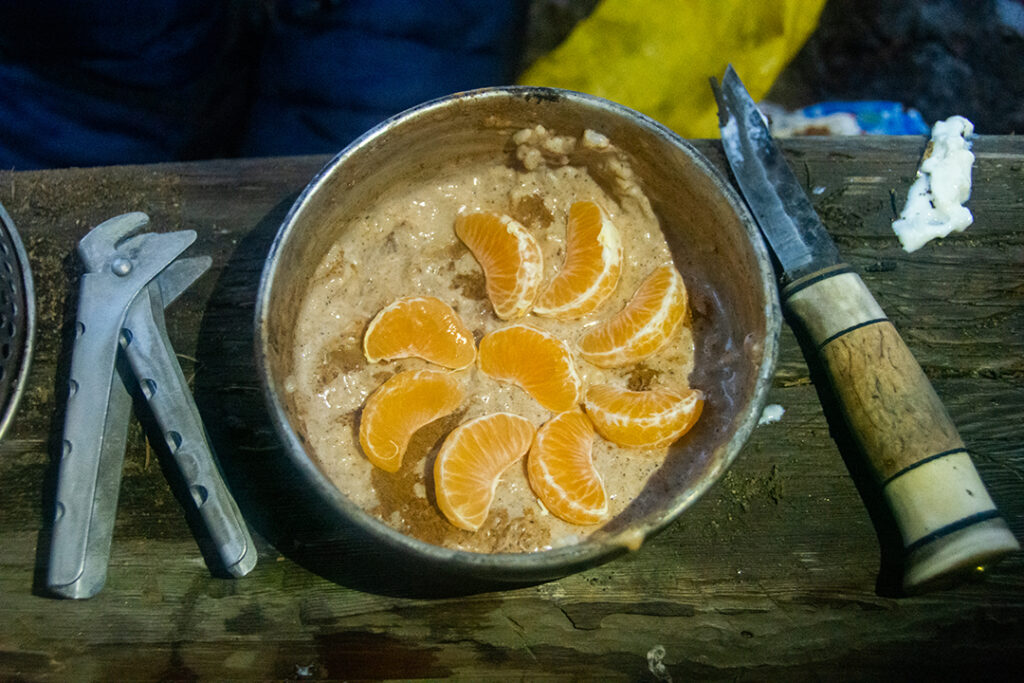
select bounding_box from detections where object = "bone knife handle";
[783,264,1019,593]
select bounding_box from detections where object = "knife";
[711,65,1019,594]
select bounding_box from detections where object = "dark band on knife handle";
[782,264,1019,593]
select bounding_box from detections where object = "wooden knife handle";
[783,264,1019,593]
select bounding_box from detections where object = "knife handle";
[783,264,1019,593]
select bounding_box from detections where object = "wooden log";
[0,137,1021,680]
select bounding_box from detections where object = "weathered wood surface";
[0,136,1021,681]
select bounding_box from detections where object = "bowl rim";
[254,85,781,577]
[0,201,36,443]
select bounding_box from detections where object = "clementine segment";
[478,324,582,413]
[527,410,608,525]
[455,212,543,320]
[584,383,704,448]
[434,413,536,531]
[577,263,687,368]
[363,296,476,369]
[359,370,464,473]
[534,200,622,320]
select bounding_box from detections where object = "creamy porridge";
[284,125,700,553]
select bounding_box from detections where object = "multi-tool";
[48,212,256,599]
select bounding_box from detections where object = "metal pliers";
[48,213,256,599]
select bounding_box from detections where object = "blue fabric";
[0,62,182,168]
[0,0,526,169]
[800,101,931,136]
[0,1,229,87]
[0,0,244,168]
[240,0,526,156]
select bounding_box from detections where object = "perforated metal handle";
[122,284,256,577]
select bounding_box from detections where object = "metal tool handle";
[51,221,194,597]
[49,275,130,596]
[123,286,256,577]
[784,264,1020,593]
[50,218,218,598]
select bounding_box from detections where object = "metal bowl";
[255,86,780,583]
[0,201,35,442]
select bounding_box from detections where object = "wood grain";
[0,137,1022,680]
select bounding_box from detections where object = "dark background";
[1,0,1020,171]
[525,0,1024,135]
[768,0,1024,134]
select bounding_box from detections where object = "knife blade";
[712,69,841,283]
[712,65,1018,594]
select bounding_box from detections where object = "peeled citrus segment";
[534,201,622,320]
[584,383,704,448]
[455,212,543,320]
[363,296,476,369]
[434,412,536,531]
[577,263,687,368]
[528,410,608,525]
[478,324,582,413]
[358,370,464,473]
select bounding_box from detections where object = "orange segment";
[584,383,704,448]
[528,410,608,525]
[363,296,476,369]
[359,370,464,473]
[478,324,582,413]
[434,413,536,531]
[455,212,543,320]
[534,201,622,320]
[577,263,687,368]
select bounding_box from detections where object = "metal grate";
[0,201,35,441]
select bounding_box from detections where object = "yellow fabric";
[518,0,827,138]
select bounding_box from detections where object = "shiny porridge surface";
[286,126,699,553]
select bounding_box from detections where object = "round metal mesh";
[0,202,35,440]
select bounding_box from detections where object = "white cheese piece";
[891,116,976,252]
